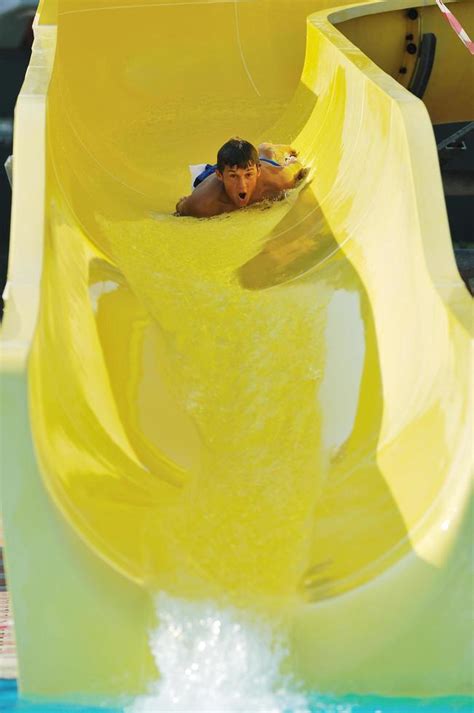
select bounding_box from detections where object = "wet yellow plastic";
[1,0,472,703]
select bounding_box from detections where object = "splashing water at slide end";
[0,0,472,709]
[129,595,310,713]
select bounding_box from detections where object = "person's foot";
[276,145,298,165]
[275,143,298,156]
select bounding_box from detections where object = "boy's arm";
[175,194,209,218]
[274,161,309,190]
[175,193,226,218]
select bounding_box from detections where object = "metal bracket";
[397,8,422,88]
[438,122,474,167]
[437,122,474,152]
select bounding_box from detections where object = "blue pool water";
[1,681,472,712]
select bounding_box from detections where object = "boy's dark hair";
[217,138,259,172]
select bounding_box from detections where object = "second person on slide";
[175,137,308,218]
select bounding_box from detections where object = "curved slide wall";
[0,0,472,701]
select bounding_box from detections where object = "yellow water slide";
[0,0,472,703]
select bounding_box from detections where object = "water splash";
[128,593,314,713]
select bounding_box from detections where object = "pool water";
[1,681,472,713]
[0,681,118,712]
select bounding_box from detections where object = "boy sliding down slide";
[175,137,308,218]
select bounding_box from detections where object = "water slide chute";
[0,0,472,702]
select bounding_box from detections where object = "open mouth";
[238,192,248,204]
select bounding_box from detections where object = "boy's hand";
[175,196,188,215]
[295,166,309,182]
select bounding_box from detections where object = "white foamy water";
[128,593,311,713]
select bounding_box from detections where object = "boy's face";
[216,162,261,208]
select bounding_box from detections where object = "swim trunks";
[192,157,281,189]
